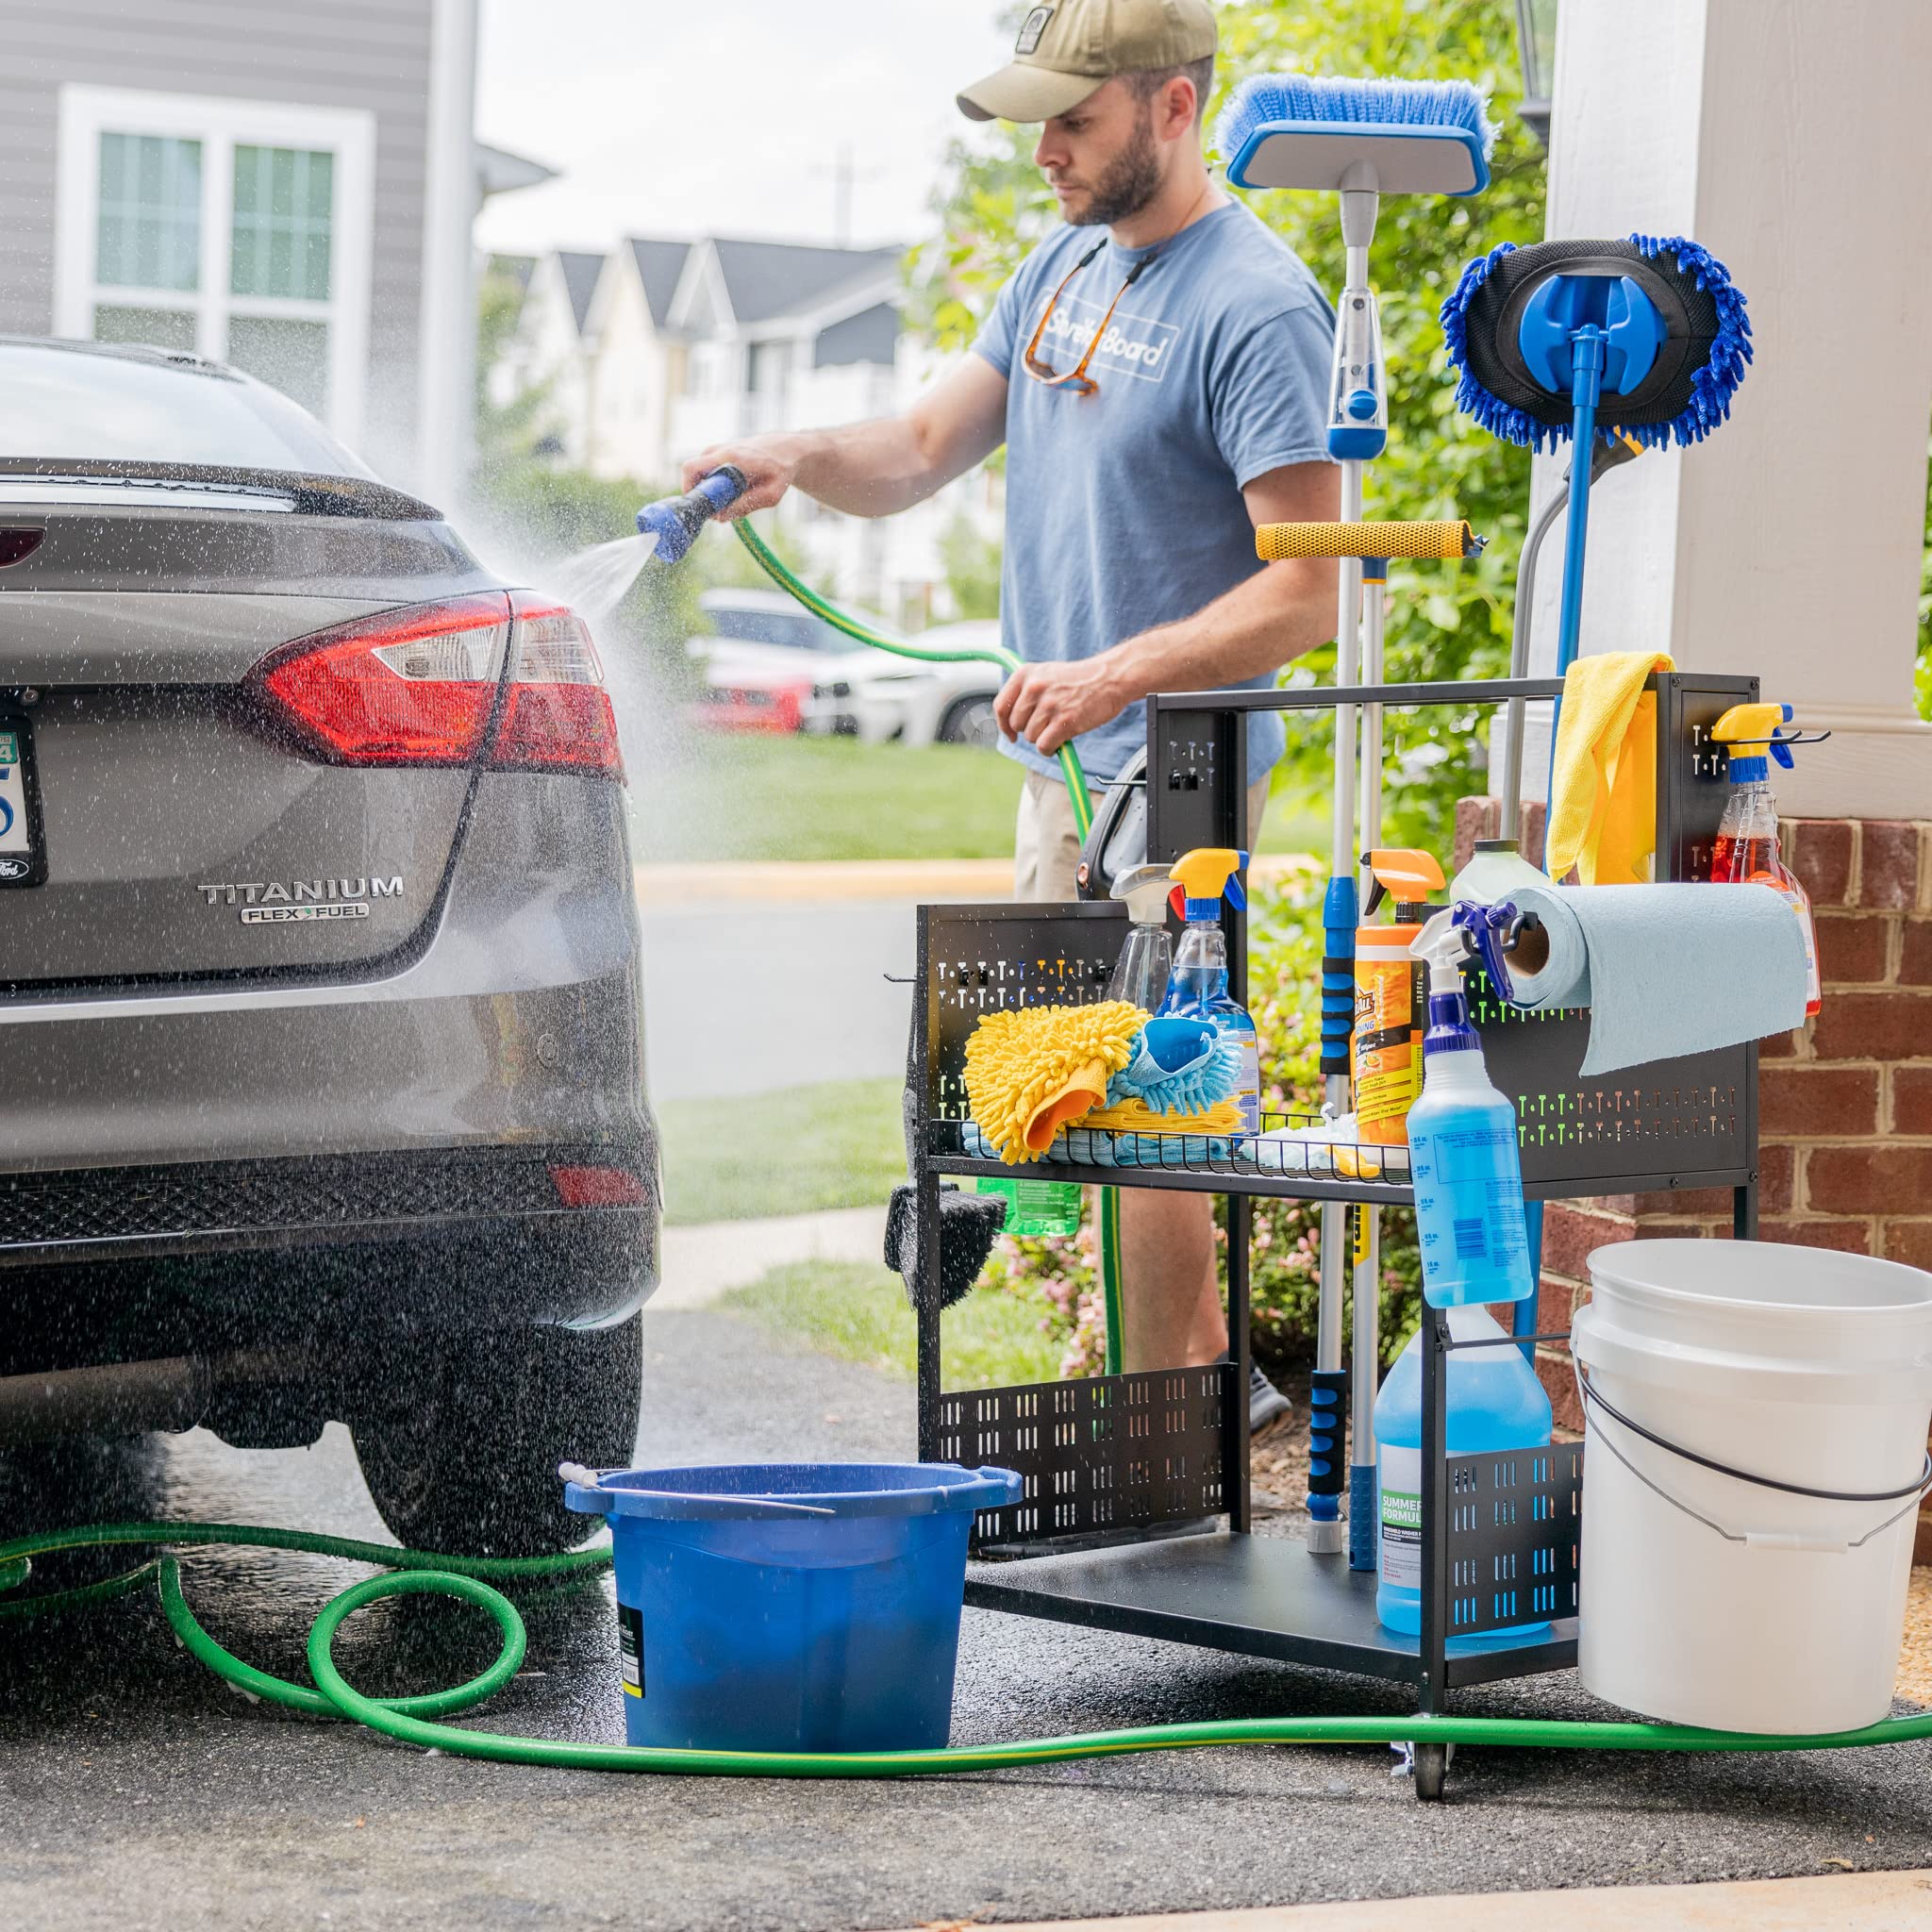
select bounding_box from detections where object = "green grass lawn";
[658,1076,905,1226]
[634,736,1024,863]
[633,733,1325,864]
[722,1259,1062,1391]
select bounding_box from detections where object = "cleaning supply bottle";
[1449,836,1549,906]
[1405,906,1533,1307]
[1158,848,1260,1133]
[1107,861,1177,1011]
[1374,1304,1552,1636]
[1353,849,1444,1146]
[1709,703,1824,1019]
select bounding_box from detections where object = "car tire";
[938,694,999,749]
[351,1313,642,1557]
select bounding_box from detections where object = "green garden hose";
[731,518,1127,1375]
[8,1520,1932,1775]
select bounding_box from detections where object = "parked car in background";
[691,594,1005,748]
[0,338,654,1557]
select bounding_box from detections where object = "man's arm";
[994,459,1341,757]
[681,354,1009,520]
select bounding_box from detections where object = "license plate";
[0,715,46,887]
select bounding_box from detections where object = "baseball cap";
[957,0,1218,124]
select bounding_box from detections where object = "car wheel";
[938,694,999,749]
[351,1313,642,1557]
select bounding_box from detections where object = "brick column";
[1450,808,1932,1492]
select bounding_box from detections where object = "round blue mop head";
[1215,74,1497,195]
[1440,235,1753,451]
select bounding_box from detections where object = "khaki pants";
[1014,771,1274,902]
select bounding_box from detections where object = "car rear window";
[708,608,833,650]
[0,341,373,476]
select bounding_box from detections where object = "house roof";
[557,251,605,335]
[626,238,692,329]
[709,240,902,326]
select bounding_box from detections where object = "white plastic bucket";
[1574,1238,1932,1734]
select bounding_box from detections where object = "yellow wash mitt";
[964,1002,1146,1164]
[1083,1097,1243,1137]
[1546,651,1674,885]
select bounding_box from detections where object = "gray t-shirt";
[974,200,1335,788]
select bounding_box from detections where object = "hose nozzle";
[637,464,749,565]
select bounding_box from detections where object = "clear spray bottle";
[1107,861,1178,1011]
[1158,848,1261,1133]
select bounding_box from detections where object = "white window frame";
[54,85,375,445]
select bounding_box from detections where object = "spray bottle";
[1158,849,1260,1133]
[1709,703,1826,1018]
[1405,906,1534,1308]
[1107,861,1177,1011]
[1354,849,1444,1146]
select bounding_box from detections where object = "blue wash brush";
[1215,73,1497,196]
[1216,69,1496,1568]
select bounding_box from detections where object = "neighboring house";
[0,0,545,507]
[497,247,605,467]
[584,237,691,486]
[492,230,999,621]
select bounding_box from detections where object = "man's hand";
[680,436,808,517]
[995,656,1127,757]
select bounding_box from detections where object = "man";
[685,0,1340,1422]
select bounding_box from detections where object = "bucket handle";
[557,1465,837,1518]
[1573,1363,1932,1554]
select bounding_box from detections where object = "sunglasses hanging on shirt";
[1022,244,1160,396]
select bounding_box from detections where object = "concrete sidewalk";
[651,1204,889,1309]
[965,1870,1932,1931]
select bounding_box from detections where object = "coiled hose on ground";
[6,1520,1931,1775]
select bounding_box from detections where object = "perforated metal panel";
[1444,1441,1584,1634]
[937,1364,1233,1547]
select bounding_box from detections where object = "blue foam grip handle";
[1349,1463,1376,1571]
[1307,1370,1346,1500]
[1321,875,1358,1074]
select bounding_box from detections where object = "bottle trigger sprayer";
[1158,849,1261,1133]
[1107,861,1178,1011]
[1354,849,1445,1147]
[1710,703,1827,1018]
[1405,905,1534,1308]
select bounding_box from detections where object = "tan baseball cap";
[957,0,1218,124]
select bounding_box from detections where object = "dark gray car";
[0,338,655,1554]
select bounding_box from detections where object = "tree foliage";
[908,0,1546,853]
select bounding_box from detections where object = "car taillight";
[496,592,624,779]
[257,593,512,765]
[254,591,623,778]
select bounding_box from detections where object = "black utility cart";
[907,674,1762,1800]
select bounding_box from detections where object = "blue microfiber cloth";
[1498,881,1808,1075]
[1106,1017,1243,1116]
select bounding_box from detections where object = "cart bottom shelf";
[965,1531,1578,1692]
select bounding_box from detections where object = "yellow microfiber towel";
[964,1002,1146,1164]
[1546,651,1674,885]
[1082,1097,1243,1137]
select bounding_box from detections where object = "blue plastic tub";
[562,1461,1022,1752]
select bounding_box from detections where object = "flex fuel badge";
[618,1603,645,1699]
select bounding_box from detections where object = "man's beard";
[1065,113,1162,226]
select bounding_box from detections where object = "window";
[56,87,374,442]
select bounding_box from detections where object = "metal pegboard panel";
[1467,964,1750,1188]
[920,904,1126,1124]
[1444,1441,1583,1635]
[937,1364,1232,1547]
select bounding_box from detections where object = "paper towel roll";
[1498,882,1809,1076]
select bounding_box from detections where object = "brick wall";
[1450,806,1932,1553]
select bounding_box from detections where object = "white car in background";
[691,592,1005,747]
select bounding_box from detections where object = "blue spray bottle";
[1158,848,1260,1133]
[1404,904,1534,1307]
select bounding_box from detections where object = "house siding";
[0,0,434,476]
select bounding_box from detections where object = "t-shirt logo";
[1016,6,1054,54]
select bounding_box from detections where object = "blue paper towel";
[1498,882,1809,1075]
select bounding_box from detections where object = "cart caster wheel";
[1413,1742,1450,1801]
